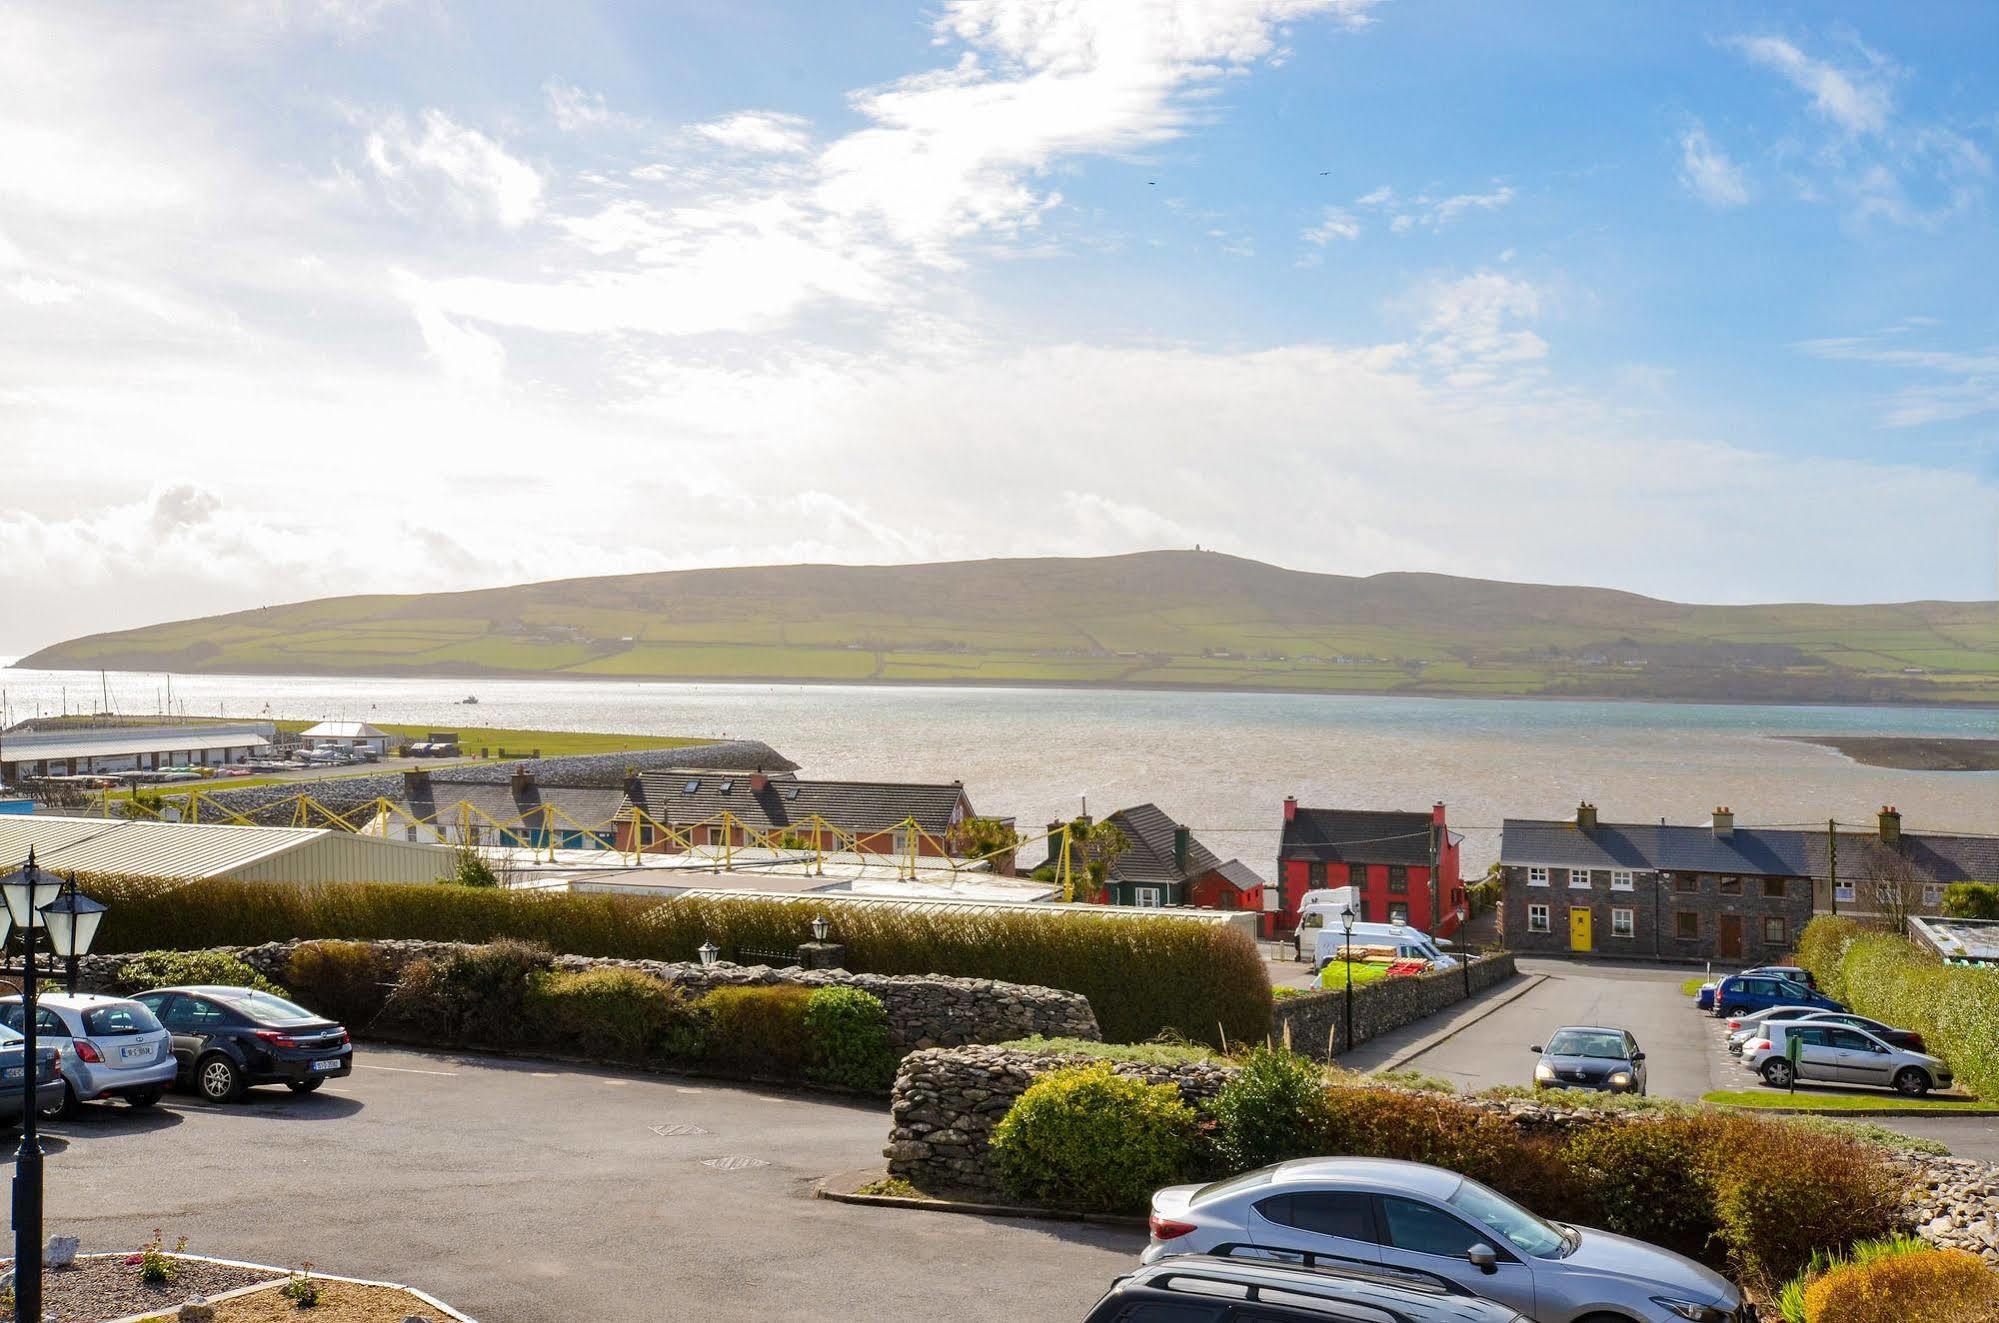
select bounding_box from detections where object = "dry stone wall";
[1270,953,1518,1058]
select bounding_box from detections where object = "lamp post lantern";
[3,848,68,1323]
[1338,904,1356,1056]
[697,940,719,968]
[810,915,830,944]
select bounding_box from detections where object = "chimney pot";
[1710,807,1734,839]
[1574,801,1598,833]
[1283,795,1298,823]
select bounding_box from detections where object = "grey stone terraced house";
[1499,804,1816,962]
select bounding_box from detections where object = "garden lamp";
[1338,904,1357,1058]
[40,879,107,960]
[0,850,60,933]
[697,940,719,967]
[810,915,830,943]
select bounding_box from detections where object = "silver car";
[1144,1157,1749,1323]
[0,993,177,1116]
[1744,1020,1951,1095]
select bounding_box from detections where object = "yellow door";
[1569,906,1593,953]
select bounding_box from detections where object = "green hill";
[17,551,1999,704]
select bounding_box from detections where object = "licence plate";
[310,1058,342,1072]
[3,1067,20,1082]
[122,1044,152,1061]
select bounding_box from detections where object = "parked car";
[1726,1010,1923,1057]
[1144,1157,1748,1323]
[0,1023,66,1127]
[1531,1026,1647,1095]
[131,986,352,1102]
[0,993,176,1116]
[1744,1021,1951,1095]
[1085,1251,1529,1323]
[1708,972,1843,1019]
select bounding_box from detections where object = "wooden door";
[1568,906,1592,953]
[1718,913,1743,960]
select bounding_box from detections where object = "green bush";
[802,986,897,1091]
[449,847,500,888]
[1796,917,1999,1100]
[1943,882,1999,921]
[990,1063,1199,1212]
[1315,1087,1578,1218]
[111,949,285,997]
[525,967,700,1063]
[1560,1117,1718,1260]
[1210,1048,1333,1172]
[1704,1114,1904,1287]
[381,940,551,1045]
[698,986,814,1076]
[87,876,1271,1046]
[283,940,396,1028]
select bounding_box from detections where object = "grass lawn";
[1319,960,1393,990]
[1702,1088,1993,1114]
[273,720,709,757]
[1680,976,1710,996]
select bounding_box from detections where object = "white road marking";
[354,1063,458,1077]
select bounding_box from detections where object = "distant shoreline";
[9,660,1999,712]
[1780,735,1999,771]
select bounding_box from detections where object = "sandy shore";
[1782,735,1999,772]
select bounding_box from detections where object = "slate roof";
[1281,808,1435,865]
[1803,832,1999,887]
[399,778,629,830]
[1500,819,1815,876]
[1106,802,1224,884]
[619,770,971,835]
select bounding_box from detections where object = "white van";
[1313,922,1459,972]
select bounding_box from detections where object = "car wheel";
[127,1089,164,1109]
[42,1083,83,1121]
[1894,1067,1932,1096]
[197,1054,246,1103]
[1761,1058,1795,1088]
[286,1077,324,1094]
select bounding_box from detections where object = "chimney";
[401,767,430,800]
[1574,802,1597,833]
[624,770,644,807]
[1432,801,1447,827]
[1283,795,1298,823]
[1878,806,1901,846]
[510,764,533,798]
[750,771,768,792]
[1173,825,1191,875]
[1710,807,1734,839]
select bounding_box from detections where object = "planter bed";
[1,1255,282,1323]
[134,1278,447,1323]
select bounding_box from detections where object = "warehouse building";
[0,721,275,781]
[0,815,453,884]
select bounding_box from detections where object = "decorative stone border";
[82,1252,475,1323]
[812,1167,1143,1228]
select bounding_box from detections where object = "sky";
[3,0,1998,655]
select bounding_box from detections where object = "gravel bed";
[2,1255,284,1323]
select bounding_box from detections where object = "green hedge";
[86,876,1270,1045]
[1796,916,1999,1099]
[991,1064,1199,1211]
[106,949,287,997]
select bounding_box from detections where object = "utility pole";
[1827,820,1838,916]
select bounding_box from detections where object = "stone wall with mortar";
[1270,953,1518,1059]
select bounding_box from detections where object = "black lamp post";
[1339,903,1356,1055]
[4,848,64,1323]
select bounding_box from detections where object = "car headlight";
[1534,1062,1555,1081]
[1651,1297,1729,1322]
[1609,1072,1633,1088]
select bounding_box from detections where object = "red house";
[1274,798,1464,938]
[1038,803,1267,911]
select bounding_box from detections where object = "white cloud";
[1415,272,1548,384]
[1797,332,1999,428]
[364,110,544,228]
[8,275,80,305]
[1354,181,1514,232]
[1730,35,1892,135]
[693,112,813,155]
[1679,124,1750,207]
[1302,205,1360,243]
[545,81,637,133]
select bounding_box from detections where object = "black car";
[1531,1025,1647,1095]
[0,1026,66,1126]
[1085,1252,1528,1323]
[132,985,352,1103]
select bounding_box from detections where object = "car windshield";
[83,1003,162,1036]
[1543,1030,1628,1060]
[1775,979,1812,998]
[220,992,321,1024]
[1448,1178,1571,1258]
[1192,1166,1278,1205]
[0,1023,18,1044]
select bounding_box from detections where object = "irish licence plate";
[310,1058,341,1072]
[2,1067,20,1082]
[122,1044,152,1061]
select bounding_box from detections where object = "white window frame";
[1610,870,1634,891]
[1527,903,1550,933]
[1762,916,1787,946]
[1527,867,1549,887]
[1133,887,1163,909]
[1922,884,1943,908]
[1611,907,1634,938]
[891,828,913,856]
[1568,868,1593,889]
[1834,882,1856,903]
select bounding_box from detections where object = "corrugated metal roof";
[0,815,450,884]
[0,728,272,762]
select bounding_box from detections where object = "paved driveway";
[10,1048,1143,1323]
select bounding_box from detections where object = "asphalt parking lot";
[8,1048,1143,1323]
[1345,957,1999,1161]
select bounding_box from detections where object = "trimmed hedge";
[525,967,705,1063]
[1796,915,1999,1100]
[698,986,814,1077]
[991,1064,1199,1212]
[86,876,1270,1045]
[802,986,897,1091]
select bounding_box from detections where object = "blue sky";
[2,0,1996,652]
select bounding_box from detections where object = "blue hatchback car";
[1709,972,1843,1019]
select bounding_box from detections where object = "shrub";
[1776,1234,1929,1323]
[381,940,550,1045]
[449,847,499,888]
[1316,1088,1577,1217]
[86,876,1270,1046]
[1210,1048,1333,1172]
[990,1064,1198,1212]
[524,967,699,1063]
[697,986,814,1076]
[1943,882,1999,921]
[1801,1247,1999,1323]
[111,950,285,997]
[1703,1114,1904,1286]
[802,986,897,1091]
[284,940,396,1028]
[1795,915,1865,1001]
[1560,1117,1719,1260]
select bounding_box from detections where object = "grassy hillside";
[18,551,1999,704]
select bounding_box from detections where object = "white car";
[0,993,176,1116]
[1744,1020,1952,1095]
[1144,1157,1747,1323]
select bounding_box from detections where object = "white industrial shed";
[0,723,274,780]
[0,816,453,884]
[299,721,392,754]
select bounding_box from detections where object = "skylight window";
[719,779,734,793]
[682,780,699,794]
[784,786,799,800]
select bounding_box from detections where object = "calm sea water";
[3,665,1994,874]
